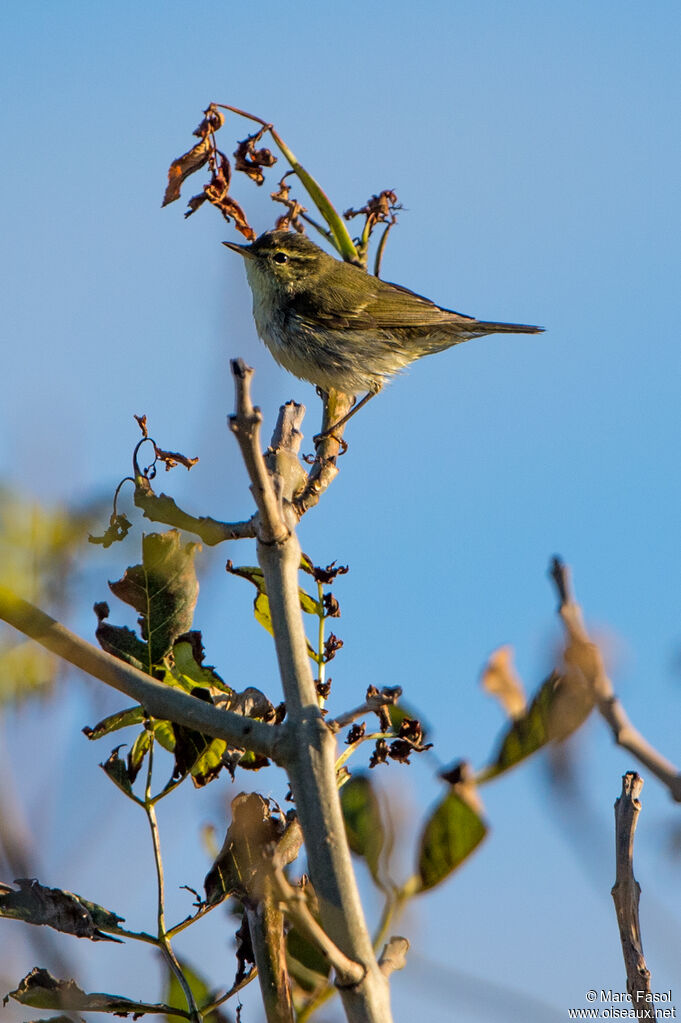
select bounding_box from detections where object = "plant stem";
[143,736,201,1023]
[316,578,325,694]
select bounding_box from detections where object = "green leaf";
[172,634,232,694]
[172,721,227,789]
[0,879,124,941]
[83,706,144,740]
[108,530,200,664]
[478,671,595,783]
[286,926,331,992]
[153,718,176,752]
[127,729,152,783]
[417,789,487,892]
[227,563,321,622]
[340,774,385,882]
[7,968,188,1016]
[226,563,320,658]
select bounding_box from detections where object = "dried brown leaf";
[163,136,212,207]
[153,444,199,472]
[193,105,225,138]
[234,129,277,185]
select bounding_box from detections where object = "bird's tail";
[473,320,544,335]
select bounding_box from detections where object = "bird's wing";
[289,268,475,331]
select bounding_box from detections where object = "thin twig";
[330,687,403,730]
[166,900,219,940]
[611,773,655,1018]
[0,587,280,761]
[144,737,201,1022]
[549,557,681,801]
[201,966,258,1014]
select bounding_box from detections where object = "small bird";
[224,230,543,428]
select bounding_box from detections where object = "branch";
[0,588,280,762]
[549,557,681,802]
[228,364,394,1020]
[611,773,655,1018]
[271,866,365,988]
[229,359,288,544]
[244,896,294,1023]
[134,477,256,543]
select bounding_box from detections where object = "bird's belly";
[255,311,401,395]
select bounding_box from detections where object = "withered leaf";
[152,444,199,472]
[193,105,225,138]
[234,130,277,185]
[88,514,132,548]
[345,722,366,745]
[323,633,343,663]
[0,879,123,942]
[301,555,349,585]
[369,738,389,768]
[207,192,256,241]
[271,171,307,232]
[7,968,187,1017]
[93,602,148,672]
[344,190,400,225]
[481,645,526,719]
[204,793,285,905]
[163,136,213,207]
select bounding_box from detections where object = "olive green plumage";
[225,230,543,397]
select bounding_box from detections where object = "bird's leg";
[313,387,381,446]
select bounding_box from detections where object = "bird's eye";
[273,251,288,264]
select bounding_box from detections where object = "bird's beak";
[223,240,255,258]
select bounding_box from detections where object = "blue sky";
[2,2,681,1020]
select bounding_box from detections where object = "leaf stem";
[213,103,358,262]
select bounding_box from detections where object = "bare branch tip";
[378,936,410,977]
[549,555,571,606]
[230,357,253,379]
